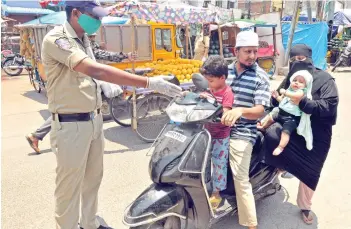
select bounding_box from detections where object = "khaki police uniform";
[42,22,104,229]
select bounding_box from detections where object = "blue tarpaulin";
[23,11,129,25]
[282,22,328,70]
[1,5,55,16]
[282,15,317,23]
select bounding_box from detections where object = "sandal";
[25,134,40,153]
[301,210,313,225]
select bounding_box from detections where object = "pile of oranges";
[139,59,203,84]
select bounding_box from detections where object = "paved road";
[1,70,351,229]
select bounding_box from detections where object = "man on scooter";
[222,30,271,229]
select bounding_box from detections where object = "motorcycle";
[2,53,26,76]
[332,40,351,72]
[123,74,281,229]
[1,49,13,66]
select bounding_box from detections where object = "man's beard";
[239,62,254,69]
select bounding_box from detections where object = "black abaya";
[264,68,339,191]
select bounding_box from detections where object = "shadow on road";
[38,109,51,120]
[104,125,151,154]
[27,148,52,156]
[213,187,318,229]
[96,215,113,228]
[333,69,351,73]
[22,90,48,105]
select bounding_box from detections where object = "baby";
[259,70,313,155]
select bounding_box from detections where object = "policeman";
[41,1,182,229]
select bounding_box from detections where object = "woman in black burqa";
[261,44,339,224]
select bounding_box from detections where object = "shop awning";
[1,16,16,23]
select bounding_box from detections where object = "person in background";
[193,23,210,61]
[327,20,333,42]
[88,33,137,62]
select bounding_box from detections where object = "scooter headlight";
[186,109,215,122]
[166,103,196,122]
[166,102,216,123]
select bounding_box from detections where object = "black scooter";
[123,74,281,229]
[332,41,351,72]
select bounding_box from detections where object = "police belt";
[52,109,101,122]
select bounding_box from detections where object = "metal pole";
[130,13,137,131]
[247,0,251,19]
[185,25,189,59]
[306,0,312,23]
[326,0,335,22]
[284,0,300,66]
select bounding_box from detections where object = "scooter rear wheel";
[130,216,182,229]
[130,222,163,229]
[3,58,23,76]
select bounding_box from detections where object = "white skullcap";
[235,30,259,48]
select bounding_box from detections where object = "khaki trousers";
[51,113,104,229]
[297,182,315,210]
[229,139,257,227]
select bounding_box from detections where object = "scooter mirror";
[192,73,208,91]
[165,74,181,86]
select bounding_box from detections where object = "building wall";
[237,0,272,16]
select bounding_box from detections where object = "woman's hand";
[221,108,243,127]
[271,90,279,99]
[290,96,304,105]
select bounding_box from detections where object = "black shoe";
[80,226,113,229]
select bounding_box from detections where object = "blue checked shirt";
[226,62,271,144]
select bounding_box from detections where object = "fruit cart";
[16,1,211,143]
[328,33,351,66]
[106,1,215,142]
[253,23,279,78]
[204,23,238,62]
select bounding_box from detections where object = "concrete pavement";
[1,70,351,229]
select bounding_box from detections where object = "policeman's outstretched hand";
[147,75,182,97]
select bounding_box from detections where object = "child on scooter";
[258,70,314,154]
[199,56,234,209]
